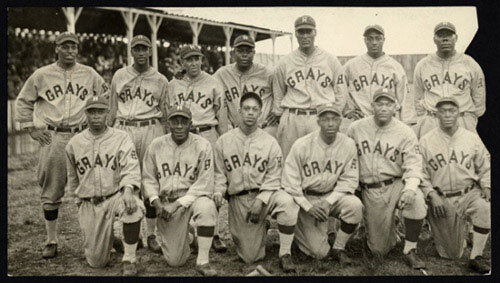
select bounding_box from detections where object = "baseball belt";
[190,125,213,134]
[230,188,260,198]
[118,118,158,127]
[158,189,189,202]
[434,183,474,198]
[304,190,333,196]
[47,124,87,133]
[81,189,120,205]
[288,108,317,115]
[359,177,397,190]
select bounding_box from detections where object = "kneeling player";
[420,97,490,274]
[214,92,300,272]
[282,104,363,264]
[142,104,218,276]
[65,96,144,276]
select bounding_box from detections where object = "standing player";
[343,24,417,128]
[420,97,490,274]
[213,34,279,137]
[272,15,347,159]
[65,96,144,276]
[15,32,109,259]
[142,105,218,276]
[347,88,427,269]
[214,92,299,272]
[282,103,363,263]
[413,22,486,138]
[108,35,168,253]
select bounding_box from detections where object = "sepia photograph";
[6,5,493,277]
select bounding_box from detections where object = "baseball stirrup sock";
[278,232,294,257]
[196,236,213,265]
[145,199,157,218]
[123,221,141,244]
[403,218,423,242]
[403,240,417,254]
[122,242,138,263]
[340,220,357,234]
[333,229,352,250]
[44,209,58,221]
[45,219,58,244]
[470,230,490,259]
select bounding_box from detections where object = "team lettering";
[427,150,472,171]
[423,71,470,91]
[223,153,268,173]
[176,90,212,109]
[351,73,395,92]
[75,154,118,175]
[118,86,155,107]
[355,140,405,163]
[286,67,342,88]
[45,82,89,102]
[224,84,266,102]
[302,160,344,177]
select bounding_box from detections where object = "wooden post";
[147,15,163,70]
[223,26,233,65]
[61,7,83,33]
[271,33,276,66]
[249,30,257,41]
[189,21,204,46]
[121,10,140,66]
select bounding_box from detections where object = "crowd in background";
[7,27,226,100]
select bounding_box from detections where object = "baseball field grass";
[7,153,490,276]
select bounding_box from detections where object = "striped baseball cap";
[233,34,255,48]
[131,35,152,47]
[56,32,79,45]
[167,104,192,120]
[85,95,109,110]
[373,88,396,102]
[180,45,203,59]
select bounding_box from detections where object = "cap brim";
[182,51,203,59]
[168,113,191,120]
[57,38,78,45]
[374,94,396,102]
[131,41,151,48]
[363,28,384,36]
[234,42,255,48]
[85,104,108,110]
[435,100,459,108]
[318,109,341,117]
[295,24,315,30]
[435,27,456,34]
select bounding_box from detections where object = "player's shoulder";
[202,71,219,84]
[294,130,316,147]
[391,118,414,133]
[30,63,57,77]
[214,63,234,75]
[337,132,356,147]
[256,128,280,144]
[459,53,481,68]
[67,129,87,147]
[385,55,405,69]
[110,128,132,140]
[190,133,212,149]
[112,66,128,77]
[458,127,483,142]
[75,63,99,74]
[349,116,372,130]
[419,127,440,144]
[344,55,363,67]
[149,134,168,151]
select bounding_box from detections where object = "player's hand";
[246,198,264,224]
[415,100,426,116]
[307,204,328,223]
[480,187,491,202]
[265,113,280,127]
[122,187,137,215]
[428,191,447,218]
[163,202,183,221]
[29,128,52,146]
[345,109,364,120]
[213,192,224,208]
[152,199,165,218]
[398,190,416,209]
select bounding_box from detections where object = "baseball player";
[14,32,109,259]
[343,24,417,129]
[282,103,363,264]
[413,22,486,138]
[346,88,427,269]
[419,97,490,274]
[213,34,279,137]
[65,95,144,276]
[272,15,347,159]
[214,92,299,272]
[142,104,218,276]
[108,35,169,253]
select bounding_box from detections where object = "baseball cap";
[295,15,316,30]
[130,35,152,48]
[233,34,255,48]
[167,104,192,120]
[240,92,262,108]
[363,24,385,36]
[56,31,79,45]
[180,45,203,59]
[434,22,456,34]
[373,88,396,103]
[85,95,109,110]
[435,96,459,108]
[317,103,342,117]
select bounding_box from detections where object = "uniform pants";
[228,190,299,263]
[414,112,477,139]
[427,187,490,259]
[362,179,427,256]
[277,109,319,159]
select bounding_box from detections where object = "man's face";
[131,44,151,66]
[85,108,108,131]
[239,97,262,127]
[436,103,459,130]
[56,41,78,65]
[364,30,385,57]
[234,46,255,69]
[296,28,316,50]
[317,112,342,139]
[167,116,191,143]
[182,55,202,78]
[434,29,457,53]
[372,97,397,124]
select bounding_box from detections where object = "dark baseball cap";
[373,88,396,103]
[85,95,109,110]
[233,34,255,48]
[180,45,203,59]
[240,92,262,108]
[56,32,79,45]
[435,96,459,108]
[317,103,342,117]
[363,24,385,36]
[434,22,456,34]
[167,104,192,120]
[131,35,152,48]
[295,15,316,30]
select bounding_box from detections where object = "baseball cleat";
[211,235,227,253]
[42,243,58,259]
[331,248,353,265]
[122,261,138,276]
[196,263,218,276]
[113,238,124,253]
[137,237,144,249]
[468,256,490,274]
[279,254,296,273]
[147,235,161,253]
[404,249,425,269]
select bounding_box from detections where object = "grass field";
[7,153,490,276]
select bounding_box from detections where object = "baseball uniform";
[413,53,486,138]
[282,130,363,259]
[213,62,277,137]
[65,127,145,267]
[347,116,427,255]
[214,127,299,263]
[15,62,108,211]
[142,133,217,267]
[420,127,490,259]
[272,47,347,158]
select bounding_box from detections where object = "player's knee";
[472,202,491,229]
[193,197,217,226]
[402,192,427,220]
[341,195,364,224]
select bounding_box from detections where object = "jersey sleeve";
[213,137,228,196]
[142,142,160,201]
[401,130,424,181]
[418,139,435,199]
[271,61,287,116]
[65,141,80,197]
[92,68,110,97]
[15,73,38,128]
[331,140,359,194]
[256,139,283,205]
[108,74,119,126]
[330,56,347,111]
[474,136,490,189]
[158,77,169,123]
[118,135,142,191]
[281,141,313,211]
[214,80,229,134]
[468,58,486,117]
[412,61,425,108]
